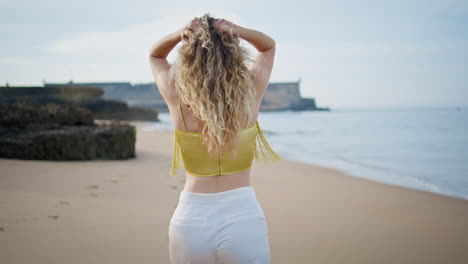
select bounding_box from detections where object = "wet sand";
[1,121,467,264]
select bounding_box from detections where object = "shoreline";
[283,156,468,202]
[134,120,468,202]
[1,121,467,263]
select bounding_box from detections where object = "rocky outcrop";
[0,86,103,99]
[0,102,136,160]
[0,86,159,121]
[0,101,94,127]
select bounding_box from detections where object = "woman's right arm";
[215,19,276,104]
[237,26,276,104]
[237,26,275,52]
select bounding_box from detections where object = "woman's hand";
[213,18,240,38]
[180,17,203,42]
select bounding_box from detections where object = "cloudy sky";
[1,0,467,108]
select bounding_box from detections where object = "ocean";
[144,107,468,200]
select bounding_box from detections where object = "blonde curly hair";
[172,13,256,158]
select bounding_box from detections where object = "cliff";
[44,79,330,112]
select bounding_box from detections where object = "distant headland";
[42,79,330,112]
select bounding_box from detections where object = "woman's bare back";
[173,96,260,193]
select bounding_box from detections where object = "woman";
[149,13,280,264]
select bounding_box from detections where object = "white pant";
[168,186,271,264]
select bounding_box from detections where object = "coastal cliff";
[44,80,330,112]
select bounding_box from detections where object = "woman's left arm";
[148,28,183,59]
[148,28,184,102]
[149,17,201,102]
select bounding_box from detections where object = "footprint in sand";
[88,192,99,197]
[170,185,178,190]
[87,184,100,190]
[59,201,70,206]
[48,215,59,220]
[110,180,119,184]
[0,227,4,231]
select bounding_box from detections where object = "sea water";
[145,107,468,200]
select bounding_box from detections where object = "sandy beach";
[1,121,467,264]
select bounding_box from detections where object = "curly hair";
[172,13,256,159]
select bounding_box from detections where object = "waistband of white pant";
[179,186,256,204]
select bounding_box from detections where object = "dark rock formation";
[0,86,159,121]
[0,102,136,160]
[78,99,157,120]
[0,101,94,128]
[0,86,103,99]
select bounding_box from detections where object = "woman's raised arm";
[237,26,275,52]
[215,19,276,105]
[148,29,183,103]
[148,17,202,102]
[241,25,276,107]
[148,29,183,59]
[149,17,202,58]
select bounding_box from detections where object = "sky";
[1,0,467,108]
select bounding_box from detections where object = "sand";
[1,121,467,264]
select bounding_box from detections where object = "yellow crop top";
[170,99,280,177]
